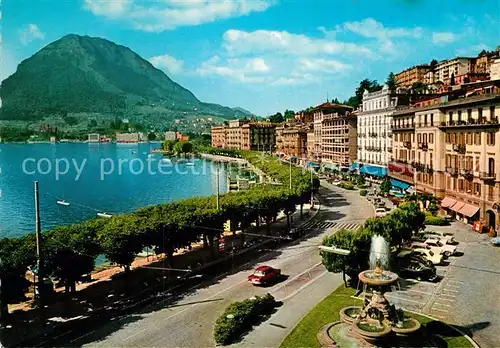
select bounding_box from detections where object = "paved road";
[66,185,374,348]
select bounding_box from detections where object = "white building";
[165,131,176,141]
[490,58,500,80]
[435,57,474,83]
[88,133,100,142]
[357,85,408,178]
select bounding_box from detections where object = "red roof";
[313,102,353,110]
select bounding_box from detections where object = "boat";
[57,200,70,206]
[185,162,195,166]
[97,212,113,218]
[491,237,500,246]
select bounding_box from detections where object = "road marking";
[123,328,146,341]
[402,288,435,296]
[69,330,96,344]
[436,298,454,302]
[445,284,461,288]
[431,307,448,313]
[448,280,464,284]
[384,295,426,306]
[443,288,459,293]
[276,270,328,302]
[433,302,452,307]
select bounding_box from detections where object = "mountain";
[0,34,253,125]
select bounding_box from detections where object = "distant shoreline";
[0,140,164,145]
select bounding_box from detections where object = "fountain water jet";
[369,235,390,270]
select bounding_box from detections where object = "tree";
[269,112,284,123]
[430,59,438,66]
[412,81,427,93]
[163,139,177,152]
[284,109,295,119]
[331,98,340,104]
[346,79,383,108]
[147,132,156,141]
[174,141,193,154]
[380,180,391,195]
[357,174,365,187]
[386,72,397,90]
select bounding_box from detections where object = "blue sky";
[1,0,499,116]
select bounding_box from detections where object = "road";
[60,184,373,348]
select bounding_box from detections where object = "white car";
[411,248,444,265]
[375,208,387,217]
[331,180,342,186]
[423,239,457,257]
[424,231,457,245]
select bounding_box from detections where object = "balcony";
[479,172,496,181]
[404,141,412,149]
[413,162,433,173]
[368,132,377,137]
[452,144,466,154]
[459,168,474,179]
[417,142,428,151]
[438,117,500,129]
[391,123,415,131]
[446,167,459,176]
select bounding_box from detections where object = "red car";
[247,265,281,285]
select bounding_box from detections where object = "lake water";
[0,143,227,238]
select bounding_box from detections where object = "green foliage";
[214,294,277,345]
[173,141,193,154]
[269,112,284,123]
[359,189,368,196]
[345,79,383,108]
[424,212,448,226]
[356,175,365,187]
[163,139,177,152]
[343,182,355,190]
[386,72,397,90]
[284,109,295,119]
[147,132,156,141]
[380,180,391,194]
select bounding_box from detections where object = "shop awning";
[359,164,388,178]
[450,201,465,212]
[307,161,320,168]
[322,162,337,170]
[458,204,480,217]
[349,162,359,171]
[391,179,410,190]
[440,197,457,208]
[406,186,416,194]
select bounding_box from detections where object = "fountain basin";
[352,319,391,340]
[340,306,362,324]
[391,318,421,336]
[359,269,398,286]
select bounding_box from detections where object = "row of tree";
[320,202,425,286]
[0,149,314,315]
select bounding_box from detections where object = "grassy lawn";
[280,285,473,348]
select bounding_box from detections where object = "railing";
[452,144,466,154]
[459,168,474,179]
[479,171,495,180]
[392,123,415,130]
[404,141,412,149]
[446,166,459,176]
[417,142,428,150]
[412,162,433,173]
[439,117,499,128]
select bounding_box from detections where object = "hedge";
[359,189,368,196]
[424,212,449,226]
[342,182,355,190]
[214,294,278,345]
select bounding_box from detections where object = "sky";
[1,0,499,116]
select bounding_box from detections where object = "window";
[430,153,433,168]
[448,111,453,122]
[474,183,481,195]
[429,173,433,185]
[417,133,422,143]
[467,109,472,121]
[446,133,450,143]
[474,133,481,145]
[488,158,495,175]
[490,106,496,120]
[478,108,483,119]
[430,113,434,125]
[458,110,462,121]
[487,132,495,146]
[429,133,434,144]
[451,133,456,143]
[466,132,472,145]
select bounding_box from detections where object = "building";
[211,125,227,148]
[307,129,315,161]
[311,102,356,169]
[165,131,176,141]
[357,85,411,178]
[210,119,276,151]
[88,133,100,143]
[176,132,190,142]
[276,123,309,160]
[474,48,500,74]
[395,65,433,88]
[116,132,141,143]
[435,57,474,84]
[390,82,500,231]
[241,122,276,151]
[491,58,500,80]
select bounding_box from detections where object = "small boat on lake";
[97,212,113,218]
[185,162,195,166]
[57,200,70,206]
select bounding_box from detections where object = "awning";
[441,197,457,208]
[290,156,297,161]
[406,186,416,194]
[391,179,410,190]
[349,162,359,171]
[307,161,320,168]
[458,204,480,217]
[359,164,388,178]
[450,201,465,212]
[322,162,337,170]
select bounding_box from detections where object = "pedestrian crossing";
[300,220,362,231]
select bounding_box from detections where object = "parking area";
[387,221,499,347]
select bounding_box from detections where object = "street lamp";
[318,245,351,256]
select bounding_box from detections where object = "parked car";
[247,265,281,285]
[366,192,375,201]
[331,180,342,186]
[424,231,458,245]
[423,238,457,257]
[396,250,438,281]
[375,208,387,217]
[404,243,444,265]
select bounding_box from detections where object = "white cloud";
[298,58,352,73]
[149,54,184,74]
[432,31,458,44]
[196,56,270,83]
[222,29,372,57]
[18,24,44,45]
[84,0,275,32]
[341,18,422,40]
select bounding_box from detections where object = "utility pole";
[216,167,220,210]
[34,181,43,302]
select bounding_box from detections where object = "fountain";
[318,235,425,347]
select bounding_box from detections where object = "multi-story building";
[312,102,356,168]
[395,65,433,88]
[211,125,227,148]
[357,85,410,178]
[491,58,500,80]
[276,123,309,159]
[390,82,500,231]
[241,122,276,151]
[116,132,141,143]
[474,48,500,74]
[88,133,100,143]
[435,57,474,84]
[211,120,276,151]
[307,129,315,161]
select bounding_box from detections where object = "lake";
[0,143,227,238]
